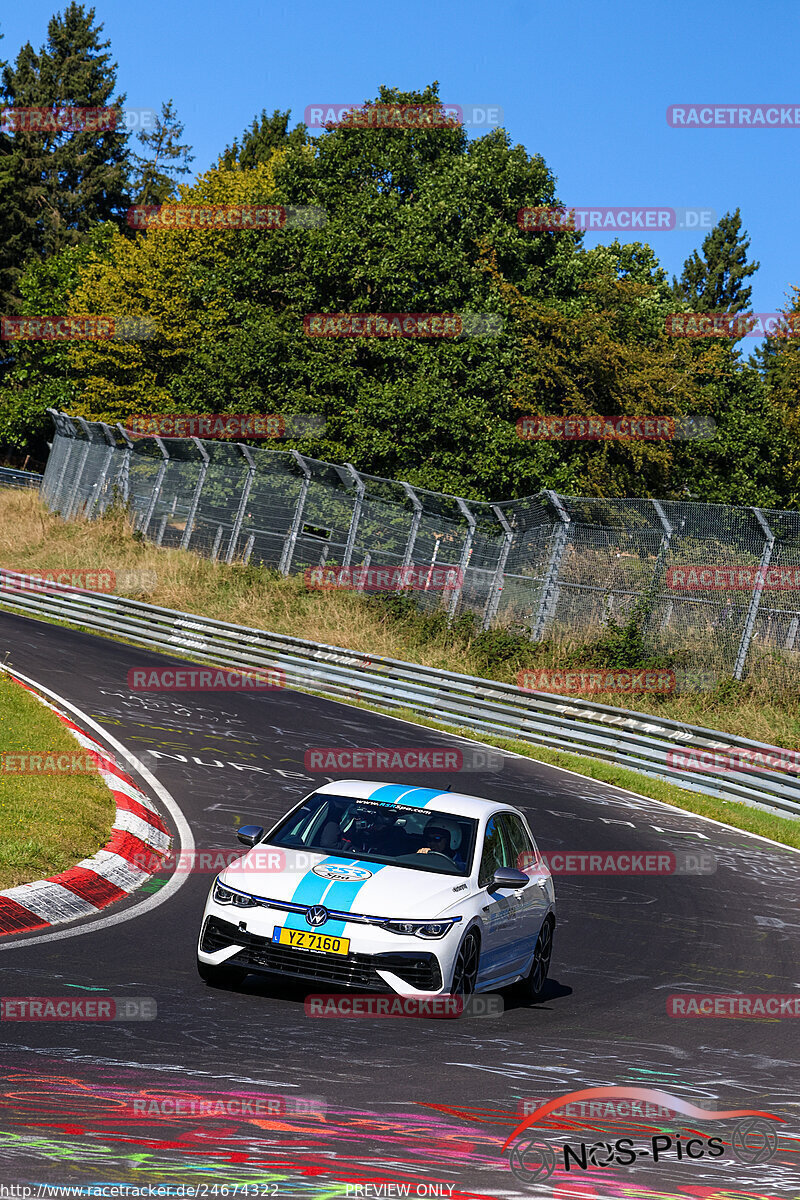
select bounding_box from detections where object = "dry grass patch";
[1,489,799,752]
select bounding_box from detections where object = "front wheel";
[451,930,480,998]
[197,957,248,988]
[517,918,554,1004]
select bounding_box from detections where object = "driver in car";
[416,823,466,869]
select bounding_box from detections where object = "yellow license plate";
[273,927,350,955]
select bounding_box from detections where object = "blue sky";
[1,0,797,320]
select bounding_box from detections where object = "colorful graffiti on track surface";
[0,1058,794,1198]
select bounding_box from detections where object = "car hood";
[221,848,470,919]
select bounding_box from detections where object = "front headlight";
[382,917,461,939]
[213,878,259,908]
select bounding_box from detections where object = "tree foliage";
[130,99,194,205]
[0,32,795,509]
[671,209,759,314]
[0,4,131,265]
[220,108,307,169]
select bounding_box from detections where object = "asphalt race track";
[0,608,798,1198]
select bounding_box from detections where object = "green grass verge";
[0,672,116,890]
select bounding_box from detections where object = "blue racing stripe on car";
[369,784,447,807]
[288,857,341,907]
[320,864,386,936]
[278,859,385,937]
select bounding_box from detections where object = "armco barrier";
[0,466,42,490]
[0,566,798,820]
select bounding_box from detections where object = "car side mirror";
[491,866,529,889]
[237,825,264,847]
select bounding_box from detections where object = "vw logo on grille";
[305,905,329,927]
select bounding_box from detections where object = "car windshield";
[267,793,478,877]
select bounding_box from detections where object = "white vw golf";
[197,780,555,1000]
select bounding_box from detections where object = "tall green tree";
[0,28,29,314]
[130,99,194,204]
[220,107,307,169]
[0,3,131,263]
[671,208,759,313]
[0,224,114,460]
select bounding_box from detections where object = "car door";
[476,814,525,983]
[497,812,550,972]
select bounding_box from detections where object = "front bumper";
[200,915,445,993]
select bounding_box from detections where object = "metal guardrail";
[0,467,43,489]
[0,566,798,820]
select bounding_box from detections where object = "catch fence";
[39,410,800,679]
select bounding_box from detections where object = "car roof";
[311,779,512,820]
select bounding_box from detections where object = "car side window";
[499,814,536,872]
[478,815,512,888]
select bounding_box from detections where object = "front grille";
[201,916,442,991]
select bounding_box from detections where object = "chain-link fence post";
[89,424,118,517]
[43,409,75,509]
[139,437,170,536]
[342,464,365,569]
[179,437,210,550]
[400,482,423,586]
[733,508,776,680]
[645,498,674,631]
[482,505,513,629]
[447,498,476,620]
[62,417,95,520]
[226,444,257,563]
[532,490,571,641]
[115,423,134,503]
[279,451,311,576]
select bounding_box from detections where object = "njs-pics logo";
[503,1088,782,1184]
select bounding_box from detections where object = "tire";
[451,930,480,999]
[517,917,554,1004]
[197,957,248,988]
